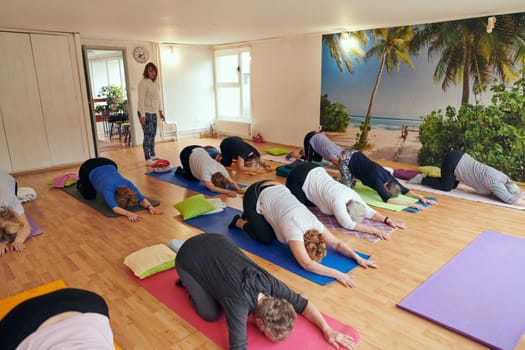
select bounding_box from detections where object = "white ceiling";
[1,0,524,45]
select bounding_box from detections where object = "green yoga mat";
[59,186,160,217]
[353,181,417,212]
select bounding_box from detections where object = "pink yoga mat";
[128,269,360,349]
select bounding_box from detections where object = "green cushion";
[124,244,176,279]
[418,166,441,178]
[265,148,290,156]
[173,194,215,220]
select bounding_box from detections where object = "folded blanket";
[17,187,37,203]
[48,173,79,188]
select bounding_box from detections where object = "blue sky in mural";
[320,34,494,122]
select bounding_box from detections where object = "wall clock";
[133,46,149,63]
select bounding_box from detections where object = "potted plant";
[94,103,110,116]
[99,85,125,113]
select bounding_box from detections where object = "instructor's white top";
[137,78,161,115]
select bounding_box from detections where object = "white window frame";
[214,47,251,121]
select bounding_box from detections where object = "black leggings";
[303,131,322,162]
[77,157,117,200]
[177,145,202,181]
[286,162,319,207]
[241,180,277,244]
[421,150,465,191]
[0,288,109,350]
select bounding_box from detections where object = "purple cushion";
[394,169,420,180]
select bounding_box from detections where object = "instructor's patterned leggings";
[142,113,158,160]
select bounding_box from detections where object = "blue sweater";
[88,165,144,208]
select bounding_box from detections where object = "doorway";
[82,47,132,153]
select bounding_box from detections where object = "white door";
[0,108,12,172]
[0,32,51,171]
[31,33,89,165]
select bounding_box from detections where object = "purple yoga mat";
[397,230,525,350]
[27,216,43,238]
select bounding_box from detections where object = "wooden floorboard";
[1,137,523,350]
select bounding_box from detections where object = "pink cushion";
[394,169,420,180]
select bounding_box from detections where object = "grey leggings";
[176,266,221,322]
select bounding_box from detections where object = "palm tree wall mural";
[410,15,521,105]
[355,26,415,149]
[321,12,525,156]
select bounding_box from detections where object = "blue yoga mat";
[403,197,438,213]
[146,167,244,196]
[185,207,370,285]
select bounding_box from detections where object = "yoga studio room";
[1,1,524,349]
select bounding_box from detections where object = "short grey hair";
[385,181,401,198]
[346,200,366,224]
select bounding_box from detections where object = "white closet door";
[0,32,51,171]
[0,108,12,172]
[31,33,88,165]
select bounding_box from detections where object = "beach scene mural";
[320,12,525,180]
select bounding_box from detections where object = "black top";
[348,151,408,201]
[219,136,260,167]
[176,234,308,350]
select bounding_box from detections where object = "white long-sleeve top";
[302,167,376,230]
[256,185,324,243]
[137,78,161,115]
[17,313,114,350]
[189,148,230,182]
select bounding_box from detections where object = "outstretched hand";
[358,258,378,269]
[373,229,391,240]
[225,190,237,198]
[11,241,26,252]
[390,220,406,229]
[421,197,437,206]
[336,272,357,288]
[410,203,426,211]
[148,206,163,215]
[127,213,142,222]
[324,327,357,349]
[0,243,8,256]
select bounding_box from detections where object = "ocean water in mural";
[349,115,422,131]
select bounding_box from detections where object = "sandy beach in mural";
[325,127,421,166]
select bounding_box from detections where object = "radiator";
[214,120,252,138]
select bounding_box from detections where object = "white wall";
[159,44,215,135]
[82,35,324,148]
[250,34,322,147]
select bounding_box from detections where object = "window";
[214,48,251,120]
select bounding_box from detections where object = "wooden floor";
[1,138,524,350]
